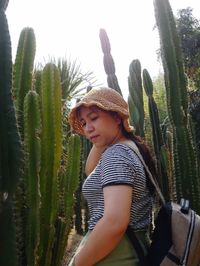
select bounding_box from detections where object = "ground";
[62,229,83,265]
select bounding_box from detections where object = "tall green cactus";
[154,0,200,212]
[39,63,62,265]
[128,59,145,137]
[143,68,171,200]
[99,29,122,95]
[51,134,81,266]
[13,27,36,139]
[0,0,23,265]
[24,90,41,266]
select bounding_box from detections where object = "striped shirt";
[82,143,153,231]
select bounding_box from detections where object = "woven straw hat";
[68,87,134,135]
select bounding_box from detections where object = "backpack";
[148,199,200,266]
[123,140,200,266]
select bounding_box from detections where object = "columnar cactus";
[154,0,200,212]
[39,63,62,265]
[99,29,122,95]
[51,134,81,266]
[143,68,171,200]
[13,27,36,139]
[0,0,23,265]
[24,90,41,265]
[128,59,145,137]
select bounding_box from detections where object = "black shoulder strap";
[126,226,149,266]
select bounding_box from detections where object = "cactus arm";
[143,68,171,200]
[24,90,41,266]
[128,59,145,137]
[99,29,122,95]
[128,94,140,131]
[13,27,36,139]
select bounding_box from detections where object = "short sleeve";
[100,144,136,187]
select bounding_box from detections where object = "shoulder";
[101,142,142,168]
[102,143,137,159]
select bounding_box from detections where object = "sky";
[6,0,200,98]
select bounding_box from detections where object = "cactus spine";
[154,0,200,212]
[39,63,62,265]
[0,0,23,265]
[128,59,145,137]
[99,29,122,95]
[24,90,41,265]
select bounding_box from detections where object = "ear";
[113,113,122,125]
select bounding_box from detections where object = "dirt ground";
[62,229,83,266]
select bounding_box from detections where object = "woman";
[68,87,156,266]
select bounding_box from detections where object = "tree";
[176,7,200,88]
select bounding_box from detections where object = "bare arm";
[74,185,133,266]
[85,145,107,176]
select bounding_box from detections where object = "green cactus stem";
[128,59,145,138]
[0,1,23,265]
[51,134,81,266]
[13,27,36,139]
[143,68,170,200]
[24,90,41,266]
[99,29,122,95]
[39,63,62,265]
[154,0,200,212]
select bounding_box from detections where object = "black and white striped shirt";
[82,143,153,231]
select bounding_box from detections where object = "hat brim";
[68,100,134,135]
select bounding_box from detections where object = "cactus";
[24,90,41,265]
[143,68,171,200]
[128,59,145,137]
[99,29,122,95]
[39,63,62,265]
[33,70,42,97]
[0,1,23,265]
[154,0,200,212]
[51,134,81,266]
[13,27,36,139]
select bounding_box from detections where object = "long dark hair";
[122,128,157,195]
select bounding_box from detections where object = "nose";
[84,122,94,134]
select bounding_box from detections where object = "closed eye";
[91,116,98,121]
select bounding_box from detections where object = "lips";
[90,135,99,142]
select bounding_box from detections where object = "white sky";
[6,0,200,98]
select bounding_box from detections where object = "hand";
[85,145,107,176]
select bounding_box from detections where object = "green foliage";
[176,7,200,88]
[189,88,200,160]
[152,73,167,122]
[57,58,96,102]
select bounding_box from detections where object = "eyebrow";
[79,109,98,122]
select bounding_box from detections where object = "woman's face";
[78,106,123,147]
